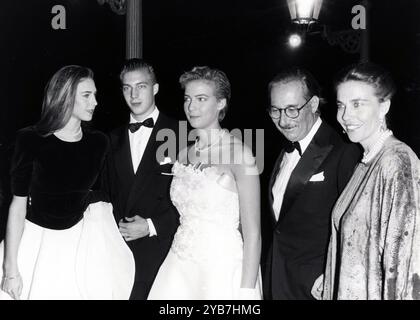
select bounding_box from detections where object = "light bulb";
[288,34,302,48]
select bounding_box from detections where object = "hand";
[119,215,149,241]
[1,273,23,300]
[311,274,324,300]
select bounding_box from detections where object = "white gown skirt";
[0,201,135,300]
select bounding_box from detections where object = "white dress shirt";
[129,107,159,173]
[272,117,322,221]
[128,106,159,237]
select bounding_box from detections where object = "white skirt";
[0,201,135,300]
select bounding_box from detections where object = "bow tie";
[128,118,154,133]
[285,141,302,156]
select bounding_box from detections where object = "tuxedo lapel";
[276,123,333,226]
[268,150,285,221]
[113,125,135,187]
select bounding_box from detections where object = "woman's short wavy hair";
[179,66,231,121]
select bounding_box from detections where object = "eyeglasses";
[267,96,313,119]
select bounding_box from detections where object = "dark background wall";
[1,1,419,247]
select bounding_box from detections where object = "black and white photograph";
[0,0,419,305]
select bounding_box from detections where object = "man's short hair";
[120,58,157,84]
[268,67,324,103]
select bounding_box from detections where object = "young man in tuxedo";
[102,59,179,300]
[264,67,360,299]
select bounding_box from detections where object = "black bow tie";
[285,141,302,156]
[128,118,154,133]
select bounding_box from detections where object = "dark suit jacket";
[265,121,360,300]
[102,112,179,297]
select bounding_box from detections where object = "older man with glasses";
[264,67,360,300]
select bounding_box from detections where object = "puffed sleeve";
[10,128,37,196]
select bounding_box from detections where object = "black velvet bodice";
[11,127,109,230]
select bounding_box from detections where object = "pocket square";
[159,157,172,165]
[158,157,174,175]
[309,171,325,182]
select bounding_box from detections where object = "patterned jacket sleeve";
[381,150,420,300]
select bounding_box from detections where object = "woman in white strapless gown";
[148,66,262,300]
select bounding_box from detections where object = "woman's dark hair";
[334,62,396,102]
[179,66,231,121]
[35,65,94,136]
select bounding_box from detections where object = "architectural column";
[126,0,142,59]
[98,0,143,59]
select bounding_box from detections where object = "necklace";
[361,129,392,164]
[194,130,225,153]
[54,127,83,142]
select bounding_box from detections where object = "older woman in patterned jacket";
[313,62,420,300]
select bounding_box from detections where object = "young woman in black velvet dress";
[0,65,134,300]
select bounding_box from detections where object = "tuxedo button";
[275,229,281,234]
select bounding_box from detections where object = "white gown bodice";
[169,161,243,263]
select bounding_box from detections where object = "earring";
[379,118,386,132]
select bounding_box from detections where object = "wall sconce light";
[287,0,323,25]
